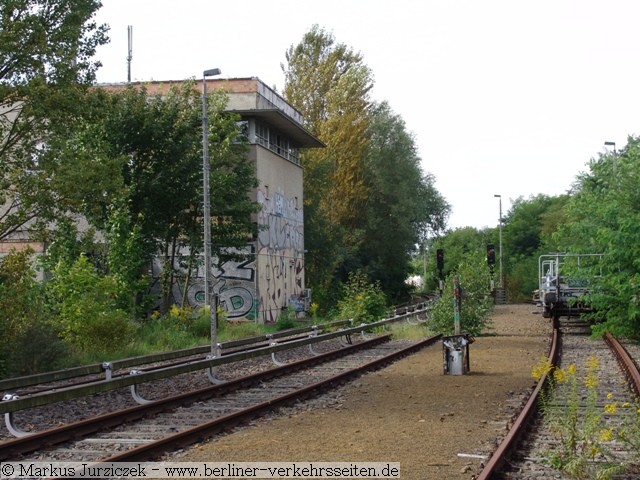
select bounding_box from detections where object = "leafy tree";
[58,83,260,312]
[0,0,108,241]
[428,255,493,336]
[336,271,387,323]
[360,102,449,301]
[282,25,373,311]
[283,26,449,311]
[554,136,640,337]
[502,194,570,301]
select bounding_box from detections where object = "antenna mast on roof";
[127,25,133,83]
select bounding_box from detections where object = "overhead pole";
[202,67,222,356]
[127,26,133,83]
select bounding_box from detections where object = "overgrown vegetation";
[427,255,493,336]
[336,271,387,324]
[532,356,632,479]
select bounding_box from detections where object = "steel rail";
[2,335,442,460]
[478,328,640,479]
[0,335,400,460]
[476,321,560,480]
[98,335,442,463]
[1,307,428,414]
[0,320,354,392]
[603,332,640,397]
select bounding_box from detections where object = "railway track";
[1,334,439,464]
[477,318,640,479]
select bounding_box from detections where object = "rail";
[0,320,353,392]
[0,305,429,415]
[478,328,640,479]
[476,319,560,479]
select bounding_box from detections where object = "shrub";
[428,256,493,336]
[336,271,387,324]
[0,248,68,377]
[47,255,136,354]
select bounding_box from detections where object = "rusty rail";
[478,328,640,479]
[603,332,640,397]
[476,321,560,480]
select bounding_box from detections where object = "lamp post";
[605,141,617,173]
[202,67,221,356]
[604,141,616,154]
[494,194,503,289]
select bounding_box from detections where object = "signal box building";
[0,78,322,322]
[104,77,323,323]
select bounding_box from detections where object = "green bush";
[428,256,493,336]
[0,248,67,377]
[336,271,387,323]
[47,255,136,354]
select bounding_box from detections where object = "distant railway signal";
[487,244,496,267]
[436,249,444,271]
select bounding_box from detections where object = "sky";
[93,0,640,230]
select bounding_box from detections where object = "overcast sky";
[94,0,640,230]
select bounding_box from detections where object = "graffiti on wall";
[256,187,304,323]
[151,187,304,322]
[152,246,257,320]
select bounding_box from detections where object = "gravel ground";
[168,304,551,480]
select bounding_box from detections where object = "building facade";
[104,77,322,323]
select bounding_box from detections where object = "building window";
[254,120,300,165]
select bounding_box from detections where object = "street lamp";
[604,141,616,154]
[202,67,221,356]
[494,194,503,290]
[605,141,618,176]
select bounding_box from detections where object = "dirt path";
[169,304,550,479]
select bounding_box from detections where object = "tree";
[0,0,108,240]
[282,25,373,311]
[554,136,640,337]
[62,83,260,312]
[282,26,450,310]
[360,102,449,300]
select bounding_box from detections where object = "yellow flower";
[605,402,618,414]
[532,356,553,381]
[607,393,613,400]
[599,428,614,442]
[584,372,598,389]
[586,355,599,370]
[553,368,567,384]
[568,364,576,375]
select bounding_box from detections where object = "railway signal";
[436,249,444,294]
[487,244,496,291]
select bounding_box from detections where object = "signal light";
[487,244,496,266]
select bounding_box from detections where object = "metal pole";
[494,194,503,289]
[202,68,221,356]
[605,141,617,175]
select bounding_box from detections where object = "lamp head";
[204,68,221,77]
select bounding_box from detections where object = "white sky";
[93,0,640,230]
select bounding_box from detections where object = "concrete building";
[102,77,323,323]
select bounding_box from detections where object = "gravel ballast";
[168,304,551,480]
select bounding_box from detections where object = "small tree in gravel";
[428,255,493,336]
[336,271,387,323]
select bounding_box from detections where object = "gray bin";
[442,334,473,375]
